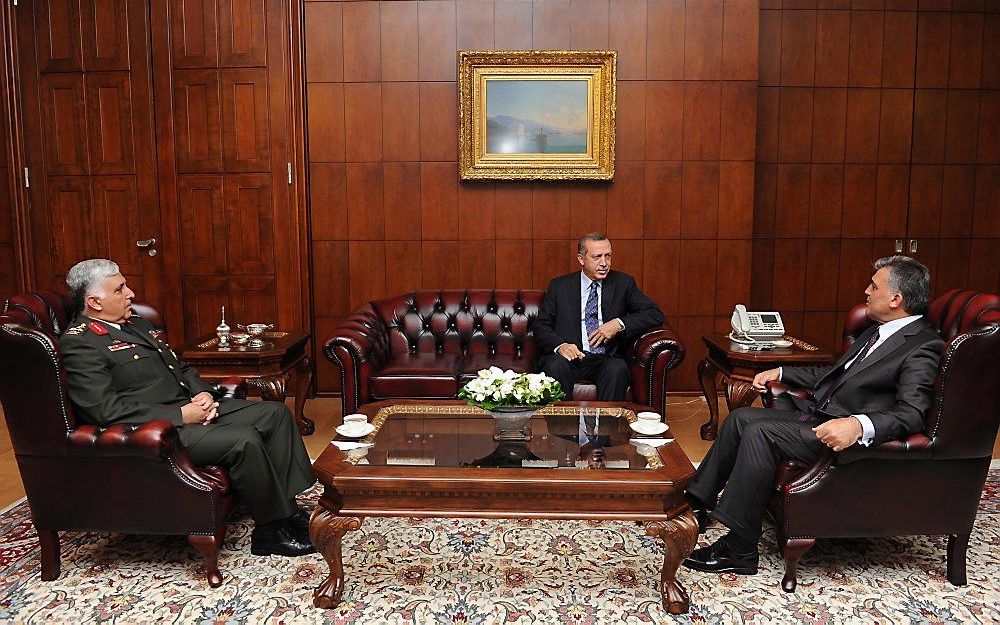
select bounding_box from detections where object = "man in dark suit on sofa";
[534,233,664,401]
[683,255,943,575]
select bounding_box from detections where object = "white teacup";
[637,411,662,423]
[343,413,368,426]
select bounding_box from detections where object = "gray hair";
[874,255,931,316]
[577,232,610,255]
[66,259,120,314]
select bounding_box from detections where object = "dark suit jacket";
[60,315,252,427]
[533,270,664,357]
[781,318,943,446]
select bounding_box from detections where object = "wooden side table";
[180,331,316,435]
[697,333,835,440]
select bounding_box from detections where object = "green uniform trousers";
[178,399,314,525]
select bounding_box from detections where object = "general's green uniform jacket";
[59,315,253,427]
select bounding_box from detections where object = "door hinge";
[287,162,293,185]
[23,166,29,188]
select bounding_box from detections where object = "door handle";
[908,239,918,254]
[136,238,158,257]
[894,239,904,253]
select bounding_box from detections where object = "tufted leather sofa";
[0,290,246,587]
[764,289,1000,592]
[324,290,685,417]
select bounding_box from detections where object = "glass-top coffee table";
[309,400,699,614]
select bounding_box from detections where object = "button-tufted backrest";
[372,290,543,360]
[926,289,1000,341]
[923,290,1000,458]
[3,290,74,337]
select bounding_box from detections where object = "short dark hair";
[874,255,931,316]
[577,233,609,255]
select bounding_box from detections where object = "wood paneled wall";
[305,0,760,392]
[750,0,1000,354]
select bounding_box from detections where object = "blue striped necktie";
[584,281,604,355]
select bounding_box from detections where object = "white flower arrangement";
[458,367,565,411]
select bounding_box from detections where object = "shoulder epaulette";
[64,322,87,336]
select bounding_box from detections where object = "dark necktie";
[584,281,604,355]
[801,328,880,420]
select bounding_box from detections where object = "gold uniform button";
[133,355,139,360]
[180,382,187,387]
[168,365,174,369]
[158,348,163,353]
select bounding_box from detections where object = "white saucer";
[629,421,669,435]
[336,422,375,438]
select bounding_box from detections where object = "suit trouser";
[538,353,630,401]
[178,400,315,525]
[686,406,823,543]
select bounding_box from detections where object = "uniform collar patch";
[88,322,109,335]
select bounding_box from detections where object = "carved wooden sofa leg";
[188,531,226,587]
[781,537,815,592]
[947,533,970,586]
[37,527,60,581]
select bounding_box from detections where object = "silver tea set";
[216,306,273,349]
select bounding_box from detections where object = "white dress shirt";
[781,314,922,446]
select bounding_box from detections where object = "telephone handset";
[730,304,785,344]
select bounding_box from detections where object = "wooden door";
[149,0,307,344]
[14,0,170,313]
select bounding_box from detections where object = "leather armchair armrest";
[763,380,812,408]
[214,376,247,399]
[627,323,686,415]
[68,420,177,459]
[66,420,231,493]
[834,433,934,464]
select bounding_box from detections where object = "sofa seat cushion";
[370,353,462,398]
[458,353,535,385]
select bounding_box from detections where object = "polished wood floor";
[1,396,997,511]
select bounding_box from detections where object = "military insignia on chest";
[108,340,137,352]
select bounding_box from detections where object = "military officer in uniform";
[60,259,317,557]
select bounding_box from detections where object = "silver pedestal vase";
[488,406,540,441]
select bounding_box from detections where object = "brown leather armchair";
[0,290,247,587]
[764,289,1000,592]
[325,290,685,417]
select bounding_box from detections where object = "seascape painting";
[485,79,589,155]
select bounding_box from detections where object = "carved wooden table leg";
[246,374,288,404]
[723,378,759,413]
[698,359,721,440]
[311,509,363,608]
[292,356,315,435]
[645,510,699,614]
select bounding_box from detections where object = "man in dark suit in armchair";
[683,256,943,575]
[534,233,664,401]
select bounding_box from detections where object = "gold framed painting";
[458,50,616,181]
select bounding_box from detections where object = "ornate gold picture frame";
[458,50,616,181]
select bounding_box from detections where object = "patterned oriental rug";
[0,472,997,624]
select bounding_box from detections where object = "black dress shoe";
[682,539,759,575]
[251,522,317,557]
